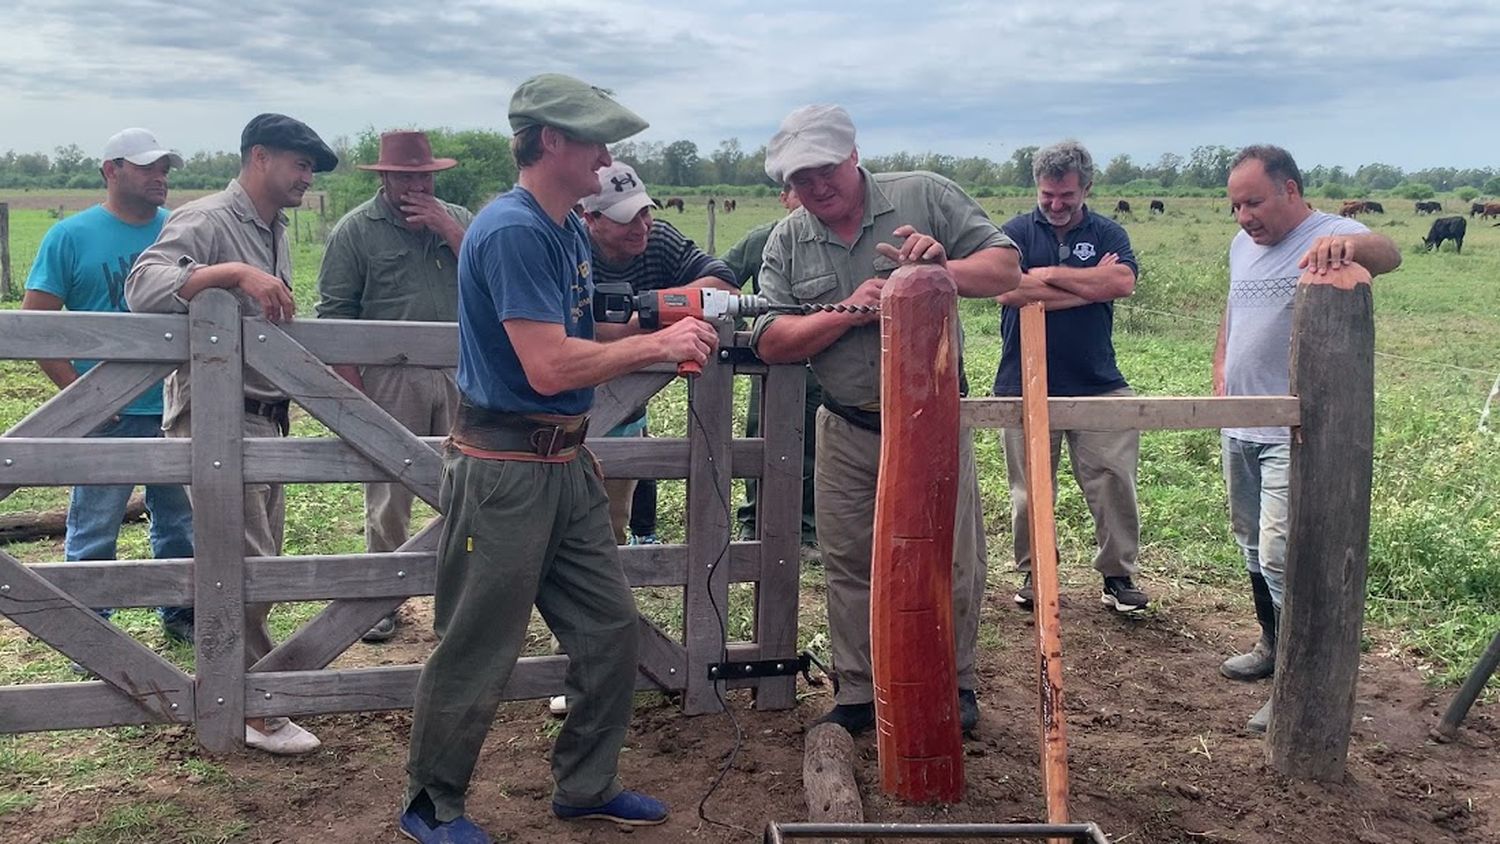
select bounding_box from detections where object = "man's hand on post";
[876,224,947,267]
[842,277,885,325]
[238,267,296,323]
[1298,235,1356,275]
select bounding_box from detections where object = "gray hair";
[1032,140,1094,188]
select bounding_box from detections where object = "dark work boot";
[1221,573,1277,682]
[816,703,875,735]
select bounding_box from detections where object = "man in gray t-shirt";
[1212,145,1401,734]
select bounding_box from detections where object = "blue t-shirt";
[992,207,1137,397]
[24,204,169,415]
[456,187,596,415]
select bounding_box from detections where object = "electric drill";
[593,283,879,376]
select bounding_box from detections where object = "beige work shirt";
[751,168,1014,408]
[314,190,471,322]
[125,179,292,429]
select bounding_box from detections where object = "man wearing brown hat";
[751,104,1021,737]
[400,74,715,844]
[127,112,337,756]
[316,131,472,643]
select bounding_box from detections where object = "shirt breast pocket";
[790,272,840,304]
[366,249,414,304]
[872,255,901,279]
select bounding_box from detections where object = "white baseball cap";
[582,162,656,223]
[101,128,184,169]
[764,105,856,185]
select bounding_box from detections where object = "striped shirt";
[590,220,735,292]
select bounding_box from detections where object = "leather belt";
[244,398,291,436]
[451,401,589,458]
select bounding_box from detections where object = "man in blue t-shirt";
[21,128,194,644]
[993,140,1149,614]
[400,75,717,844]
[1215,145,1401,733]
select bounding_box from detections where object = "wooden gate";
[0,290,807,751]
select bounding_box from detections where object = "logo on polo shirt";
[1072,242,1096,262]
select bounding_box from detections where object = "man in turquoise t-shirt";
[21,128,195,644]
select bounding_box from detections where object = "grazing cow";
[664,196,685,213]
[1484,203,1500,220]
[1340,200,1363,217]
[1149,199,1165,214]
[1114,199,1131,217]
[1365,200,1385,214]
[1415,201,1442,214]
[1472,201,1487,217]
[1421,216,1466,253]
[722,198,736,212]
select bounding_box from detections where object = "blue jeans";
[65,414,194,627]
[1222,435,1290,609]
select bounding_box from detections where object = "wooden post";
[1,202,11,300]
[1019,302,1071,837]
[683,324,733,714]
[706,198,717,254]
[189,290,249,752]
[1267,263,1375,781]
[803,723,865,844]
[871,263,963,803]
[753,359,806,710]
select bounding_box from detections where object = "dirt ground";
[9,583,1497,844]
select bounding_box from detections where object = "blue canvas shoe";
[553,790,668,826]
[399,806,493,844]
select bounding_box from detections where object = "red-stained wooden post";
[872,263,964,803]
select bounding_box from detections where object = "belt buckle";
[530,426,562,456]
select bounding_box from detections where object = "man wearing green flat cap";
[400,74,716,844]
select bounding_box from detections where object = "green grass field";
[1,191,1495,684]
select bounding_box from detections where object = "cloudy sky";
[4,0,1498,172]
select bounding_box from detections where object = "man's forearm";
[949,247,1021,298]
[523,333,670,396]
[1351,233,1402,276]
[1037,264,1136,302]
[754,312,862,364]
[177,263,252,301]
[37,359,78,391]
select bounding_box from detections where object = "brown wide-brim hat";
[357,131,458,173]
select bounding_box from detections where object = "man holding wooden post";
[994,139,1149,615]
[127,113,338,755]
[751,104,1020,736]
[22,127,195,645]
[1215,144,1400,733]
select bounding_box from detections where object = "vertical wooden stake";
[1019,302,1070,838]
[706,198,717,255]
[872,263,963,803]
[0,202,11,301]
[1267,262,1375,780]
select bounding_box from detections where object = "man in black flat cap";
[127,112,337,757]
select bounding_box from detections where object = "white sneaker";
[548,695,569,717]
[245,718,321,755]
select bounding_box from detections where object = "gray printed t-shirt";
[1223,211,1368,443]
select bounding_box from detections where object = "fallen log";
[0,493,146,544]
[803,722,864,844]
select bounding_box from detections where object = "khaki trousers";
[362,366,459,553]
[1001,387,1140,578]
[165,409,284,666]
[814,407,986,704]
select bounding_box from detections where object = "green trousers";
[405,447,638,821]
[737,365,821,543]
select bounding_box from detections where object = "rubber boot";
[1246,608,1281,735]
[1220,572,1277,681]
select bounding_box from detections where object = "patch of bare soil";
[11,588,1496,843]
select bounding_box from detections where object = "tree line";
[4,131,1497,209]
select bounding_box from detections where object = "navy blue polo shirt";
[992,206,1136,397]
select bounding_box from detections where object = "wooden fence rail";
[0,291,808,748]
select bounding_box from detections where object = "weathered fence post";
[706,197,717,255]
[189,290,249,752]
[1,202,11,300]
[872,263,963,802]
[1267,263,1375,780]
[683,325,734,714]
[1019,302,1071,839]
[753,359,806,711]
